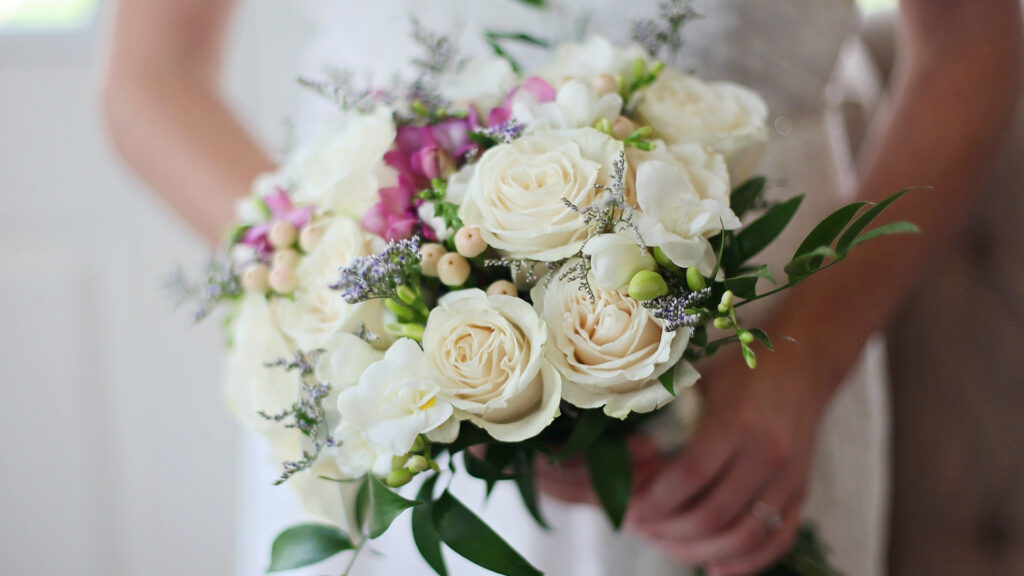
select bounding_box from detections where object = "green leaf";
[485,36,522,74]
[792,201,867,268]
[585,433,633,529]
[659,369,676,396]
[412,475,447,576]
[556,409,609,461]
[367,474,423,539]
[355,478,370,532]
[443,422,495,455]
[433,491,543,576]
[267,523,354,572]
[727,196,803,273]
[484,31,551,48]
[724,265,775,300]
[730,177,768,219]
[835,188,916,254]
[464,450,517,495]
[847,221,921,249]
[513,450,549,529]
[784,246,839,282]
[514,0,547,7]
[749,329,774,352]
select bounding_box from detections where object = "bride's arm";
[102,0,274,244]
[629,1,1023,574]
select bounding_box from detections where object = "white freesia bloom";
[582,232,657,292]
[532,263,699,418]
[315,332,384,393]
[276,218,386,351]
[631,144,741,272]
[286,107,397,218]
[537,36,649,83]
[440,57,518,113]
[422,289,561,442]
[637,69,768,182]
[459,128,623,261]
[336,339,454,476]
[511,80,623,132]
[225,294,299,434]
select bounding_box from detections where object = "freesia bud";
[410,436,426,453]
[386,469,413,488]
[653,247,681,272]
[628,270,669,301]
[241,263,270,294]
[649,60,665,78]
[268,221,297,249]
[454,226,488,258]
[631,58,648,83]
[713,317,732,330]
[718,290,734,312]
[397,285,419,306]
[406,455,430,474]
[739,330,755,344]
[419,243,447,277]
[686,267,706,291]
[438,253,471,286]
[593,117,614,136]
[400,323,426,341]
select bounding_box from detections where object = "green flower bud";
[718,290,734,313]
[713,317,732,330]
[396,285,419,306]
[386,468,414,488]
[686,267,706,291]
[410,100,430,118]
[384,299,413,320]
[593,117,613,136]
[400,323,426,341]
[649,60,665,78]
[653,247,681,272]
[631,58,648,83]
[406,455,431,474]
[739,330,755,344]
[628,270,669,301]
[410,435,426,454]
[391,455,409,470]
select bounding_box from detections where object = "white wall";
[0,1,311,574]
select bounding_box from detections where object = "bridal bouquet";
[173,6,916,576]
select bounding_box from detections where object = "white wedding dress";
[238,1,890,575]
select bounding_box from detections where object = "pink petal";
[522,76,556,102]
[384,215,417,241]
[361,203,391,238]
[263,188,293,218]
[284,206,315,230]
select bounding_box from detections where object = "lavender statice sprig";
[259,350,337,485]
[330,236,422,304]
[631,0,701,63]
[473,119,525,146]
[298,68,395,114]
[643,287,712,332]
[165,257,242,323]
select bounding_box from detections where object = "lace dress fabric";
[240,2,889,575]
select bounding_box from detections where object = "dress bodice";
[297,0,859,136]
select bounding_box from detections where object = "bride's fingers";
[633,418,740,521]
[651,468,805,566]
[705,497,803,576]
[632,446,779,541]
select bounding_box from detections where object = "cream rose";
[286,107,397,218]
[276,218,387,352]
[422,289,561,442]
[459,128,624,261]
[531,261,699,418]
[536,36,650,84]
[637,69,768,182]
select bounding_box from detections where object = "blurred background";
[10,1,1020,576]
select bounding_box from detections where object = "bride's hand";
[629,340,834,576]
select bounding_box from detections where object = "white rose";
[582,232,657,292]
[440,57,518,113]
[511,79,623,132]
[276,218,386,351]
[637,69,768,182]
[536,36,649,84]
[286,107,397,218]
[422,289,561,442]
[531,262,699,418]
[336,339,454,476]
[631,143,741,272]
[459,128,624,261]
[225,294,299,434]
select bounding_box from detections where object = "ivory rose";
[537,35,650,84]
[637,69,768,182]
[422,289,561,442]
[459,128,624,261]
[531,261,699,418]
[275,218,386,352]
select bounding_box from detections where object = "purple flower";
[239,188,313,260]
